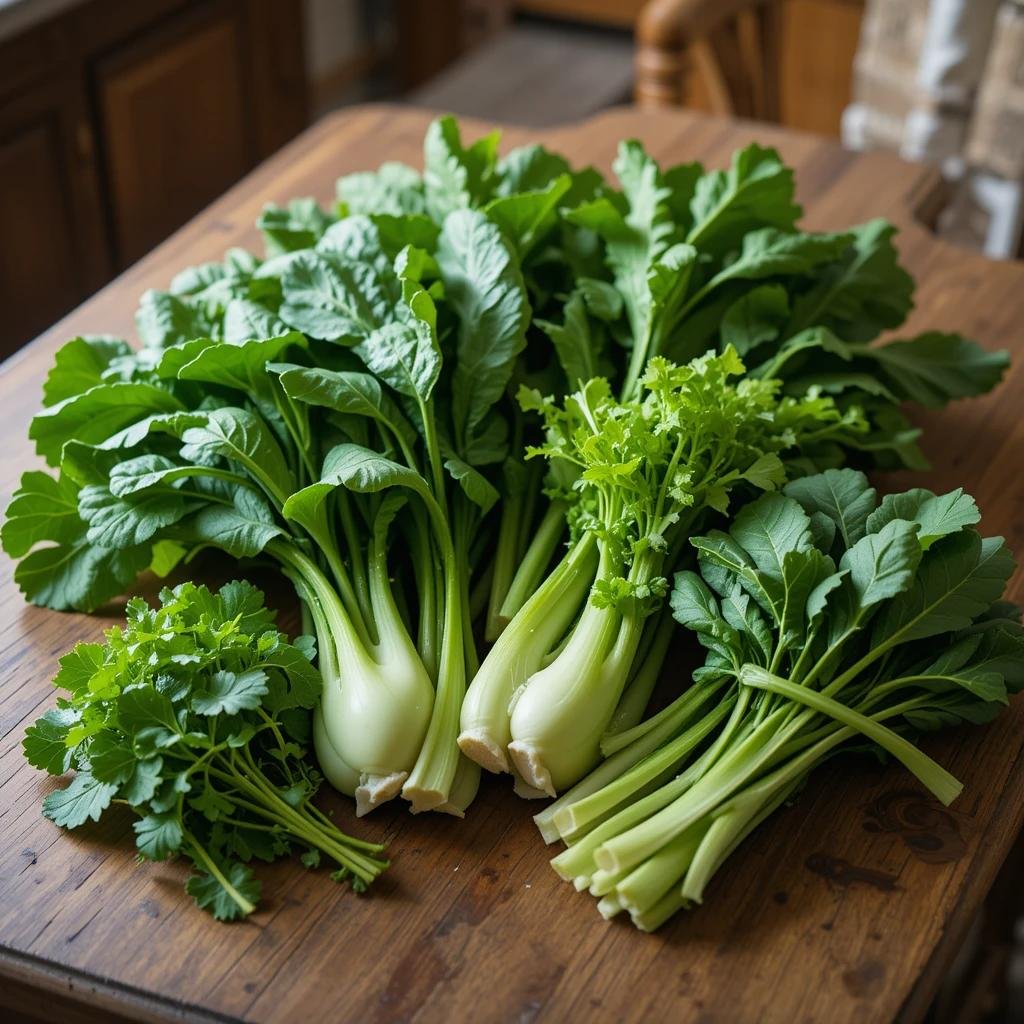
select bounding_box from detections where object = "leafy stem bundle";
[23,581,387,920]
[482,137,1007,643]
[536,471,1022,930]
[460,348,866,794]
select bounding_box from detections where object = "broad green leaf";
[866,487,980,549]
[872,531,1015,645]
[30,382,185,466]
[278,249,400,341]
[688,144,800,253]
[315,215,392,262]
[180,408,295,503]
[690,530,777,615]
[719,585,774,664]
[284,444,430,534]
[749,326,854,382]
[337,161,426,216]
[838,518,921,616]
[670,571,742,664]
[78,484,189,548]
[423,115,500,221]
[438,209,529,460]
[257,197,334,255]
[1,471,83,557]
[14,539,150,612]
[354,320,441,403]
[729,493,813,581]
[136,290,216,349]
[858,332,1009,408]
[785,218,914,341]
[577,277,623,322]
[784,468,876,551]
[278,365,416,445]
[108,454,237,498]
[708,229,852,288]
[537,291,612,389]
[42,337,133,406]
[720,285,789,355]
[568,141,674,349]
[777,547,835,645]
[496,143,571,194]
[180,488,283,558]
[42,771,117,828]
[444,456,499,513]
[223,299,289,346]
[370,213,439,258]
[662,161,703,229]
[912,642,1007,703]
[177,334,307,394]
[484,174,571,257]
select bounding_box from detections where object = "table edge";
[0,945,237,1024]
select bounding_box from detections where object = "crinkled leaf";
[42,771,117,829]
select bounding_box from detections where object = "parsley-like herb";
[23,581,388,920]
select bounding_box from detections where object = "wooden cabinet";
[0,0,307,358]
[0,80,109,352]
[97,7,252,264]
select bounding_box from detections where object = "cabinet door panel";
[97,11,252,264]
[0,84,109,357]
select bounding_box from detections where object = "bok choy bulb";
[275,492,434,815]
[493,349,867,794]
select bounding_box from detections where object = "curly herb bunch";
[23,580,388,920]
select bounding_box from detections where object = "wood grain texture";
[1,104,1023,1024]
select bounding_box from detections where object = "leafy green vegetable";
[461,349,865,793]
[538,470,1021,930]
[4,116,1011,855]
[23,581,387,920]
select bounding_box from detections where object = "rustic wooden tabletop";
[1,105,1023,1024]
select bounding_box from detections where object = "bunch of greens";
[23,580,387,920]
[481,141,1008,636]
[536,470,1022,930]
[461,136,1008,793]
[461,349,867,793]
[4,116,606,819]
[5,115,1010,835]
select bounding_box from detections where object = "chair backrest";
[636,0,782,120]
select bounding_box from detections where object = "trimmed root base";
[513,773,550,800]
[507,740,556,797]
[355,771,408,817]
[402,783,447,814]
[458,729,510,774]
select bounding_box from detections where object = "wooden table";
[2,105,1023,1024]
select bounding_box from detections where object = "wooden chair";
[635,0,783,119]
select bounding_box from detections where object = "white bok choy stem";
[272,523,433,815]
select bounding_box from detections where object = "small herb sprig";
[23,580,388,920]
